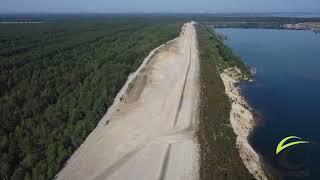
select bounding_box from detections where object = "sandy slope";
[221,68,267,180]
[56,22,200,180]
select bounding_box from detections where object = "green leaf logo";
[276,136,309,155]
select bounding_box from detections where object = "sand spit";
[221,68,267,180]
[56,22,200,180]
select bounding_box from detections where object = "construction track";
[57,22,200,180]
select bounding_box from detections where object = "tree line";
[0,18,181,180]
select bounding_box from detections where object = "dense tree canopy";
[0,18,181,180]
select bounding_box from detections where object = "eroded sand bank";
[221,68,267,180]
[56,22,200,180]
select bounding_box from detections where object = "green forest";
[0,18,182,180]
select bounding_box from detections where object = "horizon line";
[1,11,320,15]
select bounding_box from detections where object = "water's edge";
[221,68,268,179]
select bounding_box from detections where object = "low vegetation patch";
[196,23,254,179]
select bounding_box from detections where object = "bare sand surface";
[221,68,267,180]
[56,22,200,180]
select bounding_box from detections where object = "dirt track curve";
[56,22,200,180]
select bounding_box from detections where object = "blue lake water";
[215,28,320,179]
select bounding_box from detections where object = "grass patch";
[196,23,254,179]
[206,26,251,79]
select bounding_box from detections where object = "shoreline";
[220,67,268,180]
[282,22,320,33]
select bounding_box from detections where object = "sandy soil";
[56,22,200,180]
[221,68,267,180]
[283,22,320,33]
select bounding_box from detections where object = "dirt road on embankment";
[56,22,200,180]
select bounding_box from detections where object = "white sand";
[221,68,268,180]
[56,22,200,180]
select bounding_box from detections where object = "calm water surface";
[216,28,320,179]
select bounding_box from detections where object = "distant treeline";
[208,22,284,29]
[2,13,320,32]
[200,16,320,29]
[0,19,182,180]
[2,13,320,24]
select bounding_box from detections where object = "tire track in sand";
[56,22,199,180]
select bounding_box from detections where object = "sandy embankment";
[221,68,267,180]
[56,22,200,180]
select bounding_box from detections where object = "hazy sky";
[1,0,320,13]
